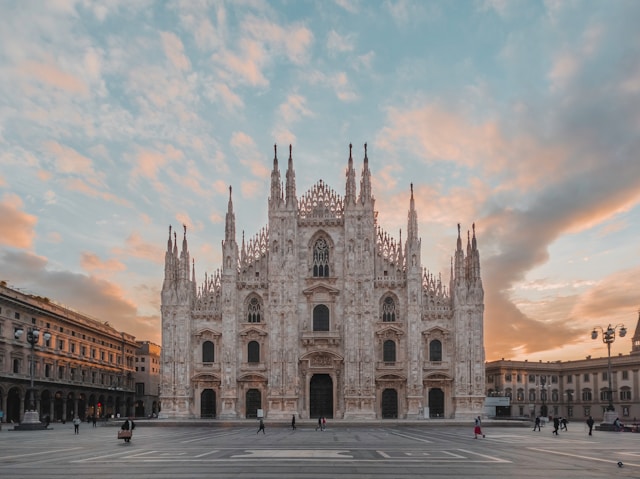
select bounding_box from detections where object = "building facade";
[161,145,485,420]
[0,282,137,424]
[486,313,640,422]
[134,340,161,417]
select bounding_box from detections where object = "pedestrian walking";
[474,416,485,439]
[316,417,322,431]
[560,417,568,431]
[586,416,594,436]
[322,417,326,431]
[92,415,97,427]
[533,415,541,431]
[73,415,81,434]
[257,418,265,434]
[291,414,296,430]
[552,416,560,435]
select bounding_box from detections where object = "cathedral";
[160,144,485,420]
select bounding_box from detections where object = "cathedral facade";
[160,145,485,420]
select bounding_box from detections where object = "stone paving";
[1,421,640,478]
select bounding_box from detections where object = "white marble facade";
[161,145,485,420]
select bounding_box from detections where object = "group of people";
[533,415,568,434]
[316,416,327,431]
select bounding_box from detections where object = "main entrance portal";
[309,374,333,418]
[381,388,398,418]
[428,388,445,418]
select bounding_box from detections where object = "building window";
[622,370,629,380]
[516,389,524,401]
[567,375,573,383]
[429,340,442,362]
[551,390,559,402]
[13,358,21,374]
[487,374,494,383]
[623,406,630,417]
[551,375,558,384]
[583,373,590,382]
[505,373,512,382]
[620,388,632,401]
[14,312,20,319]
[45,364,51,378]
[141,367,145,372]
[247,297,261,323]
[383,340,396,363]
[582,389,592,401]
[381,297,396,322]
[248,341,260,363]
[70,368,76,380]
[136,383,145,396]
[312,238,330,277]
[516,373,521,383]
[602,371,608,381]
[70,343,76,354]
[202,341,214,363]
[58,339,65,350]
[313,304,330,332]
[529,375,536,383]
[58,366,65,379]
[529,390,536,401]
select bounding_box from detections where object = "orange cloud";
[21,60,89,96]
[80,252,126,273]
[111,232,165,264]
[161,31,191,71]
[61,178,131,207]
[45,141,97,178]
[0,194,37,248]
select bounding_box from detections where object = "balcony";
[301,330,341,347]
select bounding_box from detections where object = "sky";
[1,0,639,363]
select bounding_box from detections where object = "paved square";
[1,422,639,478]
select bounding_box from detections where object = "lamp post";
[540,375,547,418]
[14,327,51,426]
[591,323,626,422]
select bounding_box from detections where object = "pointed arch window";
[429,339,442,362]
[202,341,214,363]
[313,304,330,331]
[313,238,330,277]
[248,341,260,363]
[247,297,262,323]
[383,340,396,363]
[382,297,396,322]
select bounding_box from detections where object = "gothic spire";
[285,144,297,208]
[345,143,357,207]
[225,186,236,243]
[407,183,418,242]
[269,144,282,209]
[359,143,372,204]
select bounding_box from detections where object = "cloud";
[327,30,355,55]
[0,194,38,248]
[0,250,159,342]
[80,252,126,273]
[111,232,165,264]
[161,31,191,71]
[20,59,89,96]
[230,131,270,179]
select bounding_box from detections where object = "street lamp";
[14,327,51,422]
[591,323,626,415]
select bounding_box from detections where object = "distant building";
[485,312,640,422]
[0,281,137,423]
[161,144,486,420]
[134,340,161,417]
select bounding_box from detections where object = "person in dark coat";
[533,416,541,431]
[291,415,296,430]
[586,416,594,436]
[257,418,265,434]
[552,416,560,435]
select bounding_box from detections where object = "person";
[586,416,594,436]
[316,417,322,431]
[474,416,485,439]
[322,417,326,431]
[552,416,560,435]
[257,418,265,434]
[533,416,541,431]
[560,417,568,431]
[614,417,623,432]
[73,415,81,435]
[92,415,97,427]
[121,417,135,442]
[291,414,296,431]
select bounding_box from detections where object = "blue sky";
[1,0,639,361]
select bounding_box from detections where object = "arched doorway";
[310,374,333,418]
[66,393,75,421]
[428,388,445,418]
[54,391,64,421]
[135,400,145,417]
[246,389,261,418]
[201,389,216,418]
[7,387,21,423]
[41,390,51,420]
[78,393,87,419]
[381,388,398,418]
